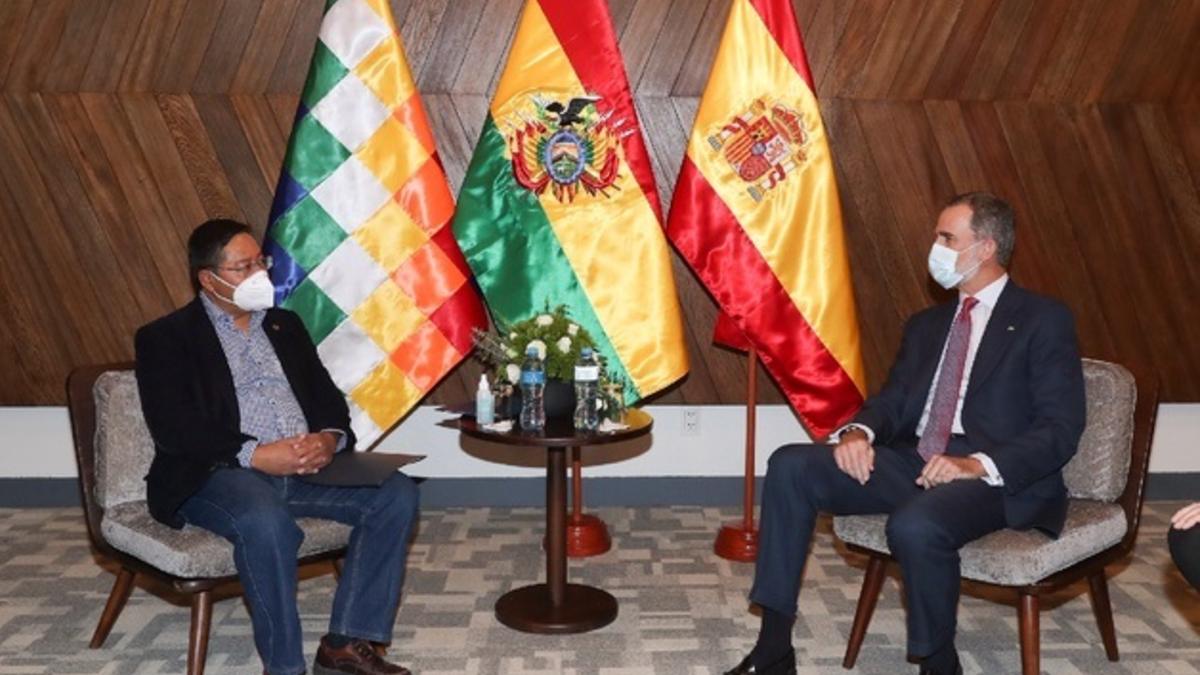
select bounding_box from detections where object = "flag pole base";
[714,522,758,562]
[566,513,611,558]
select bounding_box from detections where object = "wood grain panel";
[0,0,1197,409]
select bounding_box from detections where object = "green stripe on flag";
[284,115,350,190]
[301,41,349,110]
[453,116,640,397]
[281,277,346,345]
[270,196,347,271]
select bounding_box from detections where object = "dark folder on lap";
[298,452,424,487]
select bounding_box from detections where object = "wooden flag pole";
[714,348,759,561]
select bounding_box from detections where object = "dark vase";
[508,378,576,420]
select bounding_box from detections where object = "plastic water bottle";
[519,346,545,431]
[475,374,494,425]
[573,348,600,431]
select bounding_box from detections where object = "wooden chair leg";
[1087,571,1119,661]
[187,590,213,675]
[843,554,888,669]
[1018,591,1039,675]
[90,567,135,648]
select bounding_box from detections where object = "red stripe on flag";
[748,0,814,91]
[536,0,663,222]
[667,157,862,436]
[428,226,487,353]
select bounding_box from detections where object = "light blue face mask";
[927,241,983,289]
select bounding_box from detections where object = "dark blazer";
[135,297,355,528]
[852,281,1086,537]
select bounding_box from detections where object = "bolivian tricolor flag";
[666,0,864,437]
[265,0,485,448]
[453,0,688,402]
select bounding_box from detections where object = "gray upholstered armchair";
[67,364,353,675]
[832,359,1158,675]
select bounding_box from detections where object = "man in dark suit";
[726,193,1086,675]
[136,219,416,675]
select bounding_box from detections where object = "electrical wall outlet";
[682,408,701,436]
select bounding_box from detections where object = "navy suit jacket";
[852,281,1086,537]
[134,297,355,528]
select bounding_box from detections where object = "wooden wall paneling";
[885,0,962,101]
[155,95,247,221]
[828,0,896,100]
[993,102,1117,359]
[0,97,127,371]
[856,0,934,101]
[153,0,225,93]
[0,1,35,86]
[995,0,1073,101]
[265,94,301,141]
[425,93,482,193]
[266,0,322,94]
[1133,105,1200,263]
[1071,104,1196,399]
[922,0,999,100]
[449,0,523,96]
[1171,41,1200,104]
[636,0,710,97]
[2,0,70,92]
[79,0,149,93]
[230,0,302,94]
[192,0,264,94]
[4,93,155,353]
[414,0,486,93]
[396,0,453,81]
[1167,105,1200,193]
[1028,0,1105,103]
[617,0,673,94]
[922,101,989,189]
[118,0,187,93]
[228,95,289,196]
[42,0,109,93]
[1103,0,1195,103]
[608,0,641,41]
[958,0,1036,101]
[1064,0,1140,103]
[120,95,213,240]
[191,94,275,227]
[669,0,727,98]
[1030,104,1151,366]
[0,176,74,403]
[75,93,188,315]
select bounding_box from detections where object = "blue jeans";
[177,467,419,675]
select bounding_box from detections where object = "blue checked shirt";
[201,295,342,467]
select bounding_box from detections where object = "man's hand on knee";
[833,429,875,484]
[250,439,307,476]
[916,455,985,488]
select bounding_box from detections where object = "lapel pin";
[1007,325,1015,331]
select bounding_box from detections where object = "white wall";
[3,403,1197,479]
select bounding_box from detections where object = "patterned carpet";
[0,503,1196,674]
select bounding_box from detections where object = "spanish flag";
[265,0,486,448]
[453,0,688,402]
[666,0,864,437]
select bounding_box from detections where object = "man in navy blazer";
[725,193,1086,675]
[136,219,415,675]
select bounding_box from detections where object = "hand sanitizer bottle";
[476,374,495,425]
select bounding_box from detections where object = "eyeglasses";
[213,256,273,275]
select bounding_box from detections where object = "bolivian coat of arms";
[708,97,812,202]
[506,94,623,203]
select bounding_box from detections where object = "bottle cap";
[477,373,490,393]
[581,347,593,358]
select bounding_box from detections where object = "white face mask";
[210,270,275,311]
[927,241,983,290]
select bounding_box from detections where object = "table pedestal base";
[714,522,758,562]
[494,583,617,634]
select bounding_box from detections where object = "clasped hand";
[833,429,984,488]
[251,432,337,476]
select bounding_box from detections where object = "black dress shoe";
[723,647,796,675]
[918,649,962,675]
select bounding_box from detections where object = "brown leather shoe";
[313,637,411,675]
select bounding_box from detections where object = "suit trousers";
[1169,524,1200,591]
[178,467,419,675]
[748,441,1007,657]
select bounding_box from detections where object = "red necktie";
[917,296,978,462]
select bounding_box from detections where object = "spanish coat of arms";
[506,94,623,203]
[708,97,812,202]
